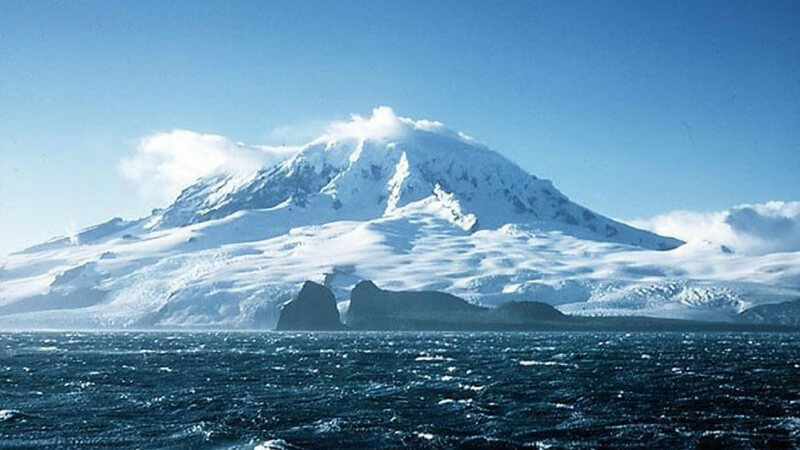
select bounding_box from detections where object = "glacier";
[1,107,798,329]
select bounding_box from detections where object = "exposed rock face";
[347,280,575,330]
[487,301,566,323]
[275,281,344,330]
[347,280,484,329]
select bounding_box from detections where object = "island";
[276,280,799,332]
[275,281,345,331]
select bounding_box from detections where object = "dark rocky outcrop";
[276,280,798,332]
[486,301,567,323]
[276,281,344,330]
[347,280,482,325]
[347,280,568,330]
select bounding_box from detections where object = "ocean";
[1,331,799,449]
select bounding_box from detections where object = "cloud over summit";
[118,107,475,205]
[119,130,298,204]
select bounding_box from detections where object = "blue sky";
[1,0,799,254]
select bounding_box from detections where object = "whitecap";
[415,355,451,362]
[0,409,21,422]
[459,384,485,392]
[35,346,59,352]
[255,438,299,450]
[777,417,800,437]
[519,360,569,367]
[313,417,343,434]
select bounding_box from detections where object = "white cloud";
[321,106,406,141]
[119,130,298,204]
[317,106,471,143]
[118,107,472,206]
[628,201,800,255]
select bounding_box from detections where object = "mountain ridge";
[153,107,681,250]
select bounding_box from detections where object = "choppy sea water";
[1,332,799,449]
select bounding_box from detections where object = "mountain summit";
[157,107,680,250]
[2,107,798,329]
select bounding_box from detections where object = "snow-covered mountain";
[155,107,680,249]
[1,107,798,329]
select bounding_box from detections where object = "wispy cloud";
[118,108,469,206]
[119,130,298,205]
[318,106,472,143]
[628,201,800,255]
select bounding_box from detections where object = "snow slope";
[155,107,680,250]
[1,108,798,328]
